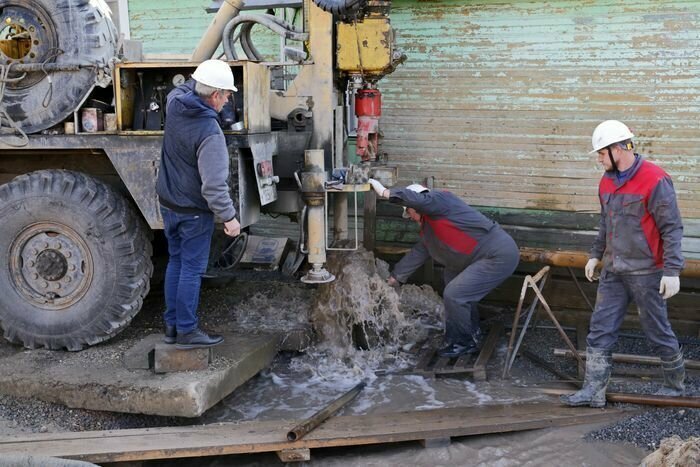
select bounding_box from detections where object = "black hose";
[312,0,367,17]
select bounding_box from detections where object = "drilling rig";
[0,0,404,350]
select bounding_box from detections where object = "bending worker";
[562,120,685,408]
[368,180,520,357]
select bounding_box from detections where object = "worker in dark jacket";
[562,120,686,408]
[368,180,520,357]
[156,59,240,349]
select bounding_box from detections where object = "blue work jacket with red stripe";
[389,188,508,283]
[591,155,684,276]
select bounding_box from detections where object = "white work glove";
[584,258,600,282]
[659,276,680,300]
[368,178,388,198]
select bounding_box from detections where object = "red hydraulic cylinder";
[355,88,382,161]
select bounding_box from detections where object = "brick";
[153,343,211,373]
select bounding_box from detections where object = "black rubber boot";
[560,347,612,408]
[655,351,685,396]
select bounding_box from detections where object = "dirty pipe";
[519,247,700,278]
[192,0,245,61]
[287,381,366,441]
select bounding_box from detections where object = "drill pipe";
[287,381,366,442]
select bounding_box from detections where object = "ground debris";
[640,435,700,467]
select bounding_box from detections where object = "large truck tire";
[0,170,153,351]
[0,0,117,134]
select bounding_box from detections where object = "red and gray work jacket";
[389,188,513,283]
[591,155,684,276]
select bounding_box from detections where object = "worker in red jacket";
[562,120,686,408]
[368,180,520,358]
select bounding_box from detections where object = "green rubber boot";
[560,347,612,408]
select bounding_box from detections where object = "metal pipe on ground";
[524,350,700,409]
[287,381,366,442]
[539,387,700,409]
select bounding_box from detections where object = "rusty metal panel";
[380,0,700,225]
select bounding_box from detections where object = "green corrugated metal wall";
[129,0,287,57]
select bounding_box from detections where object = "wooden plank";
[473,323,503,371]
[0,403,623,463]
[363,191,377,252]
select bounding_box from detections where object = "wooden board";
[0,402,622,463]
[413,323,502,380]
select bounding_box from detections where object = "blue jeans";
[160,206,214,334]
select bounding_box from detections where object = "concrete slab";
[0,332,280,418]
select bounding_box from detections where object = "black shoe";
[163,324,176,344]
[175,328,224,349]
[438,341,480,358]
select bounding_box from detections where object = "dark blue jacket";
[156,80,236,222]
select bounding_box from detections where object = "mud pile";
[641,435,700,467]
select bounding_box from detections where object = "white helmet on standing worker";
[192,59,238,91]
[589,120,634,154]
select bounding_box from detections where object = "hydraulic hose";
[222,14,308,60]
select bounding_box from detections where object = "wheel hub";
[10,223,93,309]
[0,2,59,89]
[35,248,68,281]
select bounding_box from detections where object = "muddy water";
[192,250,647,465]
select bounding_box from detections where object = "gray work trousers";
[587,269,680,358]
[443,231,519,345]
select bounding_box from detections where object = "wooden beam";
[0,403,623,463]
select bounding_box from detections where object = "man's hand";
[584,258,600,282]
[387,276,398,287]
[659,276,680,299]
[368,178,389,198]
[224,218,241,237]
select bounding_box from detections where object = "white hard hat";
[192,59,238,91]
[590,120,634,153]
[402,184,428,218]
[406,183,429,193]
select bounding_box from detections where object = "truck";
[0,0,404,350]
